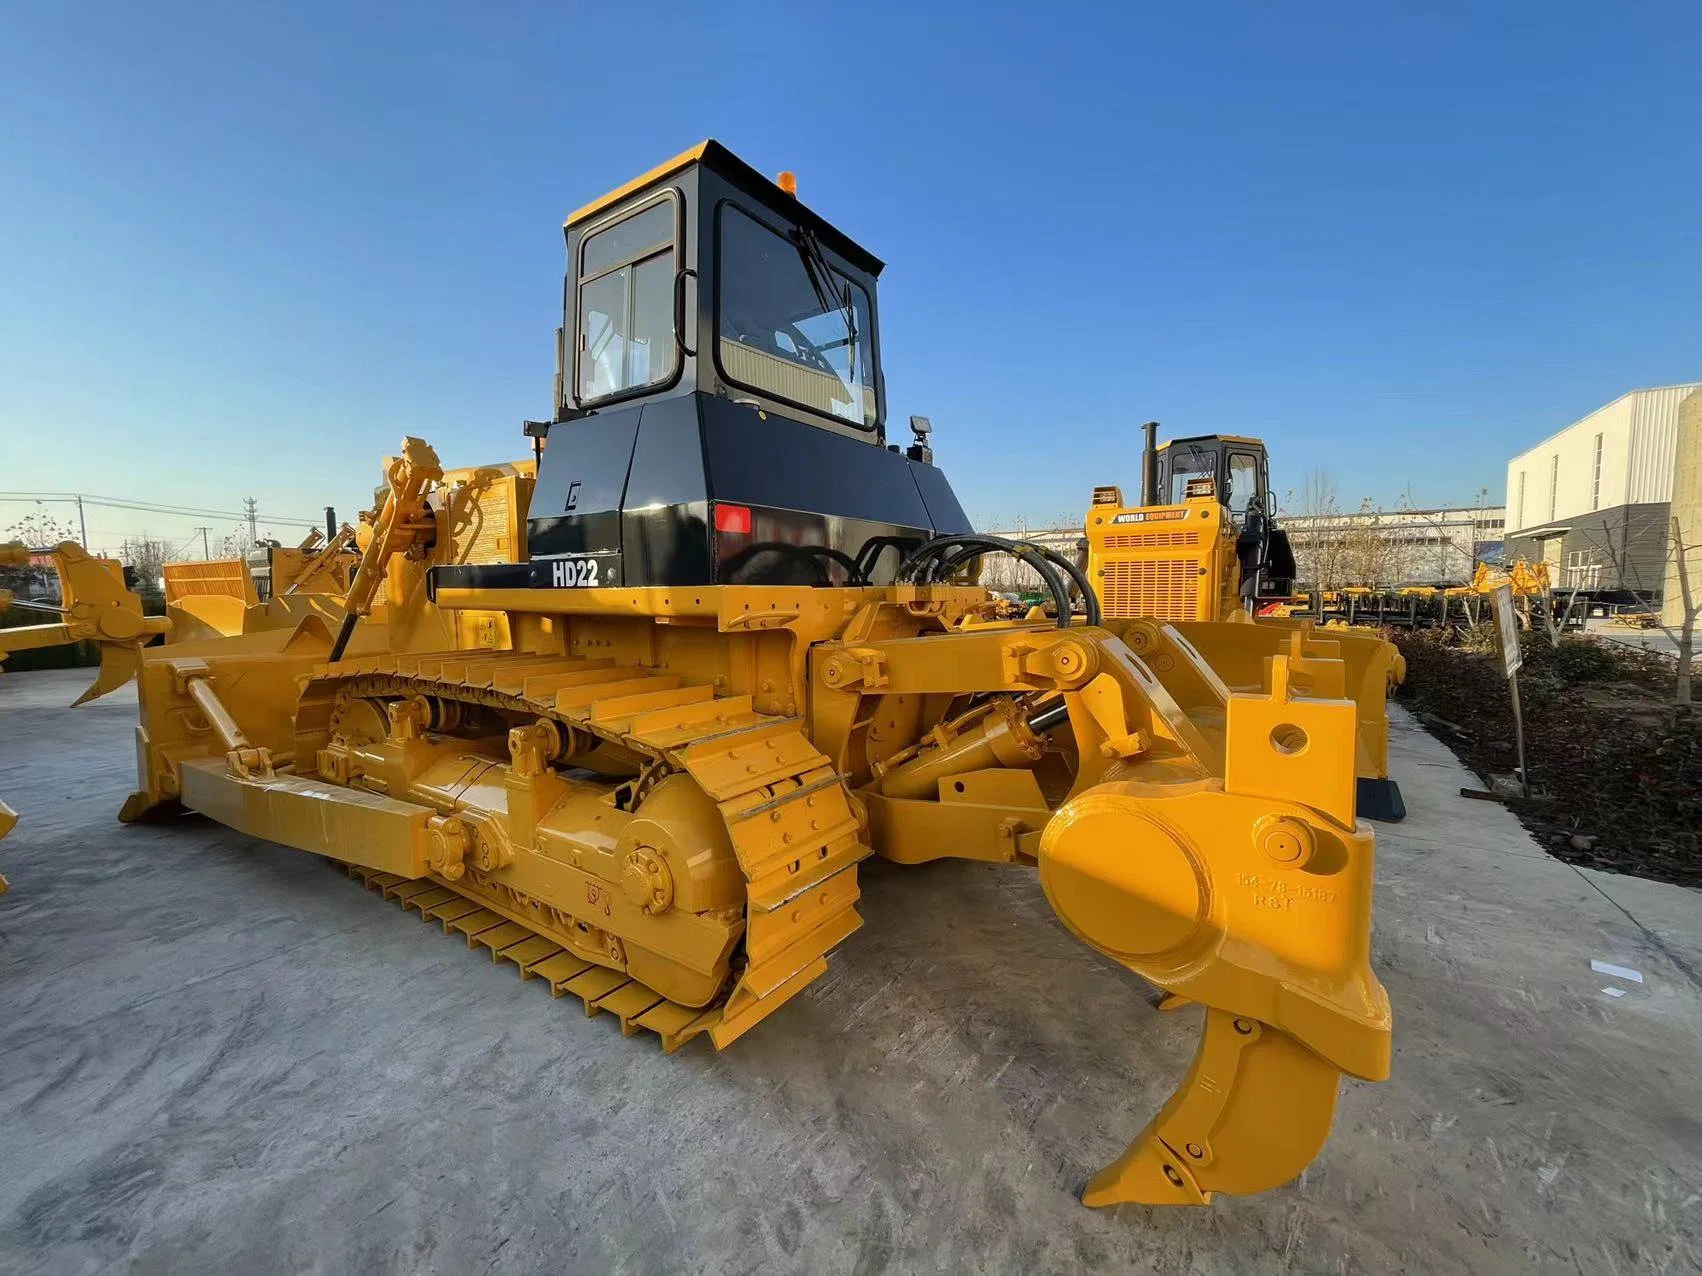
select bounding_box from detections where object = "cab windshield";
[1166,446,1218,503]
[717,204,877,428]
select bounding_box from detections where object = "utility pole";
[197,526,211,560]
[325,506,336,541]
[1471,486,1489,577]
[76,495,87,548]
[243,497,259,545]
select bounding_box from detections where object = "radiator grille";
[1098,559,1203,621]
[1101,530,1202,550]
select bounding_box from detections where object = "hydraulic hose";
[908,535,1102,627]
[897,534,1074,628]
[1033,543,1102,626]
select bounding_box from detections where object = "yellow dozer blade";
[161,527,360,641]
[118,439,1391,1209]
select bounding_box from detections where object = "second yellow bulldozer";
[1083,424,1407,822]
[118,142,1391,1207]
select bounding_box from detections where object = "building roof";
[1511,382,1702,457]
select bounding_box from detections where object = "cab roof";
[564,139,885,278]
[1157,434,1266,450]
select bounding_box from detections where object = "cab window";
[717,203,877,428]
[576,198,679,404]
[1227,452,1261,516]
[1167,446,1217,503]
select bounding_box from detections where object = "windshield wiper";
[790,226,857,349]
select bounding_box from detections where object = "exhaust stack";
[1140,421,1160,506]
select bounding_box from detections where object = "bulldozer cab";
[1157,434,1272,526]
[1157,433,1294,601]
[484,141,970,595]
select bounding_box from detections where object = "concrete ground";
[1584,616,1683,656]
[1,668,1699,1274]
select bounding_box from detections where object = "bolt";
[1258,817,1314,868]
[1185,1142,1205,1159]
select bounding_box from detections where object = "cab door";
[1224,448,1267,528]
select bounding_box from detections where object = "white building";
[975,523,1082,594]
[1283,506,1506,587]
[1504,383,1701,593]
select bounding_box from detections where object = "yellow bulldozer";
[0,540,167,885]
[163,523,360,640]
[117,142,1391,1207]
[1083,426,1407,822]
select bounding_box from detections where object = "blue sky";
[2,1,1698,550]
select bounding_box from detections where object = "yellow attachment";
[161,527,362,643]
[1039,773,1388,1203]
[280,525,359,596]
[343,438,443,624]
[0,541,168,706]
[1083,1009,1346,1204]
[870,699,1044,800]
[163,559,259,638]
[1159,617,1404,789]
[805,605,1388,1203]
[1473,558,1551,597]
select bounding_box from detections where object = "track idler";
[1038,782,1391,1205]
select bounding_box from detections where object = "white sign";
[1491,584,1521,678]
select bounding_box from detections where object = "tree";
[217,524,256,559]
[4,509,79,549]
[1339,498,1398,585]
[1279,468,1346,588]
[1665,515,1695,708]
[1659,389,1702,709]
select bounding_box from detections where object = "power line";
[0,491,319,522]
[0,491,325,527]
